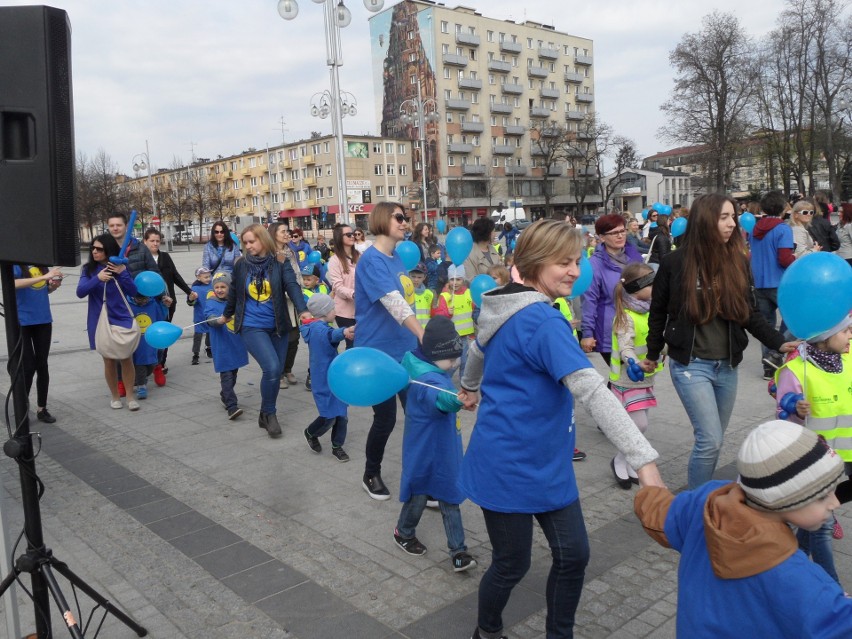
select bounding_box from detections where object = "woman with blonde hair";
[788,199,821,258]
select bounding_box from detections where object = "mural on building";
[370,1,439,208]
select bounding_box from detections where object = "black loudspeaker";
[0,5,79,267]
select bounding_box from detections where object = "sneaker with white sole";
[110,400,123,410]
[227,407,243,420]
[393,528,426,555]
[362,473,390,500]
[127,400,140,411]
[452,552,477,572]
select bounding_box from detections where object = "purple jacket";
[76,265,138,350]
[580,243,643,353]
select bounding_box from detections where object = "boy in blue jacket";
[128,294,168,402]
[205,272,249,420]
[299,294,354,461]
[393,315,476,573]
[188,267,213,364]
[635,420,852,638]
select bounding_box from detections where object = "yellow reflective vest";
[553,297,578,340]
[439,289,474,336]
[610,309,663,384]
[414,289,434,329]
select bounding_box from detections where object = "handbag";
[643,233,658,265]
[94,277,141,360]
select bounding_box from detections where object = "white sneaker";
[110,400,123,409]
[127,400,140,411]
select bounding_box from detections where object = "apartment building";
[369,0,598,223]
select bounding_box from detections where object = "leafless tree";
[161,157,192,238]
[564,115,613,214]
[187,162,212,237]
[660,11,756,192]
[602,138,640,206]
[528,119,570,217]
[75,152,100,240]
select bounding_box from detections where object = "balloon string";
[408,380,478,407]
[182,319,214,330]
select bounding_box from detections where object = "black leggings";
[21,323,52,408]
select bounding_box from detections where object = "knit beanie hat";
[212,271,232,286]
[737,420,844,512]
[306,293,334,318]
[422,316,463,362]
[806,313,852,344]
[448,264,466,280]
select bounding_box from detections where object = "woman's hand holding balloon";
[779,341,802,353]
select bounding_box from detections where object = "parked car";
[173,231,194,244]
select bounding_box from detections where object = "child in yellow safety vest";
[774,313,852,585]
[410,266,434,329]
[433,264,474,376]
[608,263,664,489]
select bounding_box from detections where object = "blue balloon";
[445,227,473,265]
[308,250,322,264]
[671,217,687,238]
[144,321,183,349]
[641,208,649,221]
[661,205,672,216]
[436,219,447,234]
[470,274,497,307]
[569,254,593,299]
[652,202,665,214]
[134,271,166,297]
[396,240,422,271]
[328,347,410,407]
[778,252,852,340]
[739,211,756,233]
[510,238,517,250]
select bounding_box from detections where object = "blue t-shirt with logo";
[129,296,167,366]
[241,275,276,329]
[354,246,417,362]
[13,265,52,326]
[205,296,249,372]
[191,281,213,333]
[459,302,591,513]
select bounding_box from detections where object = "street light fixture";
[132,139,157,231]
[279,0,384,226]
[400,78,439,223]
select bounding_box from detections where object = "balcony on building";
[499,40,522,54]
[565,110,585,121]
[576,93,594,103]
[260,183,270,193]
[540,87,561,100]
[458,77,482,91]
[283,202,295,210]
[448,143,474,153]
[538,47,559,60]
[505,165,528,175]
[574,130,593,141]
[541,126,561,137]
[564,72,584,84]
[530,106,552,118]
[281,180,295,190]
[493,144,516,155]
[527,65,550,79]
[240,166,251,175]
[548,164,564,176]
[490,103,513,114]
[302,154,316,164]
[574,166,597,177]
[443,53,469,67]
[462,164,486,175]
[574,54,593,66]
[445,98,471,111]
[461,121,485,133]
[279,158,292,169]
[305,198,318,207]
[303,176,317,186]
[455,32,480,47]
[530,145,547,156]
[501,83,524,95]
[487,60,511,73]
[504,125,526,136]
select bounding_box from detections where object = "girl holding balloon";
[641,194,798,490]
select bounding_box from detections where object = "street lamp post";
[132,139,157,232]
[278,0,385,226]
[400,78,439,224]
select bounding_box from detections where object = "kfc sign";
[348,203,375,213]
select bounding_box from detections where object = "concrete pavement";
[0,244,849,639]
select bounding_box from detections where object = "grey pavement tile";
[106,484,170,509]
[88,472,150,496]
[170,524,243,558]
[43,439,97,462]
[221,558,309,603]
[192,540,274,579]
[146,509,217,540]
[62,456,134,485]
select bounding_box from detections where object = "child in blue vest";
[188,267,213,365]
[299,293,354,462]
[128,294,168,402]
[393,316,476,573]
[205,272,249,420]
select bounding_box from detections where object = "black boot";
[265,413,282,438]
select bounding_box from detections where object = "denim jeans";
[306,414,347,448]
[241,326,287,414]
[797,521,839,583]
[670,358,738,489]
[364,389,407,476]
[397,495,466,557]
[754,288,785,361]
[220,369,238,411]
[478,501,589,639]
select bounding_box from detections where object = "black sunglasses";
[342,232,355,238]
[213,229,225,234]
[393,213,410,224]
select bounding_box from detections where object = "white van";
[491,206,530,229]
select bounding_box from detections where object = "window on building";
[314,166,323,177]
[441,20,448,33]
[401,186,408,196]
[442,43,449,54]
[487,30,494,42]
[446,112,454,123]
[373,142,382,153]
[249,157,257,168]
[326,164,332,176]
[386,142,394,154]
[374,164,383,175]
[312,143,321,154]
[527,37,533,48]
[386,164,395,175]
[388,185,396,197]
[410,74,417,85]
[448,156,455,166]
[250,177,258,187]
[399,164,407,175]
[376,185,385,196]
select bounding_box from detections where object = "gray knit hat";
[422,316,463,362]
[212,271,232,286]
[306,293,335,318]
[737,420,844,512]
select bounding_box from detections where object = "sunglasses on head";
[392,213,410,224]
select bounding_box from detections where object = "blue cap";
[301,264,319,277]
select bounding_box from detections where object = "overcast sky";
[1,0,788,176]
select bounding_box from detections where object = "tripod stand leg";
[49,558,147,637]
[40,564,84,639]
[0,566,21,597]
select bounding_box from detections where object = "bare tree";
[187,163,212,237]
[661,11,756,192]
[602,138,640,207]
[75,152,100,240]
[87,149,130,227]
[161,157,192,239]
[528,119,570,217]
[564,115,613,214]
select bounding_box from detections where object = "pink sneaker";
[833,516,844,540]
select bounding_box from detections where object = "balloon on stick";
[134,271,166,297]
[328,348,411,406]
[445,227,473,265]
[778,252,852,340]
[144,321,183,349]
[568,254,593,299]
[307,250,322,264]
[739,212,756,233]
[671,217,687,238]
[470,274,497,307]
[109,209,137,265]
[396,240,422,271]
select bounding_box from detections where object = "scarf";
[806,344,844,374]
[622,290,651,314]
[244,252,273,301]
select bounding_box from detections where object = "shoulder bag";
[95,278,141,360]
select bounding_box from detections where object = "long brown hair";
[331,223,360,274]
[612,262,654,334]
[680,194,751,325]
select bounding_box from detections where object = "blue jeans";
[797,521,839,583]
[397,495,466,557]
[478,501,589,639]
[365,390,407,476]
[670,358,738,489]
[220,369,238,411]
[306,415,347,448]
[241,327,287,414]
[754,288,786,361]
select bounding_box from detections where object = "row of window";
[438,19,591,58]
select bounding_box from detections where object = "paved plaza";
[0,244,849,638]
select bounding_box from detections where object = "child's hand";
[779,340,802,353]
[458,389,479,410]
[162,295,173,308]
[638,358,658,373]
[344,326,355,341]
[188,291,199,302]
[796,399,811,418]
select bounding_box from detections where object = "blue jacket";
[204,296,249,373]
[224,257,306,336]
[202,242,241,274]
[300,319,347,417]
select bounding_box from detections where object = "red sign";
[151,216,160,224]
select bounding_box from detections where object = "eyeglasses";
[213,229,225,234]
[392,213,410,224]
[798,210,815,215]
[353,232,364,237]
[602,229,627,237]
[342,232,355,238]
[649,214,658,218]
[92,246,105,252]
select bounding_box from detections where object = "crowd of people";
[13,192,852,638]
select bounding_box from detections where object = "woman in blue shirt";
[14,263,63,422]
[202,221,241,274]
